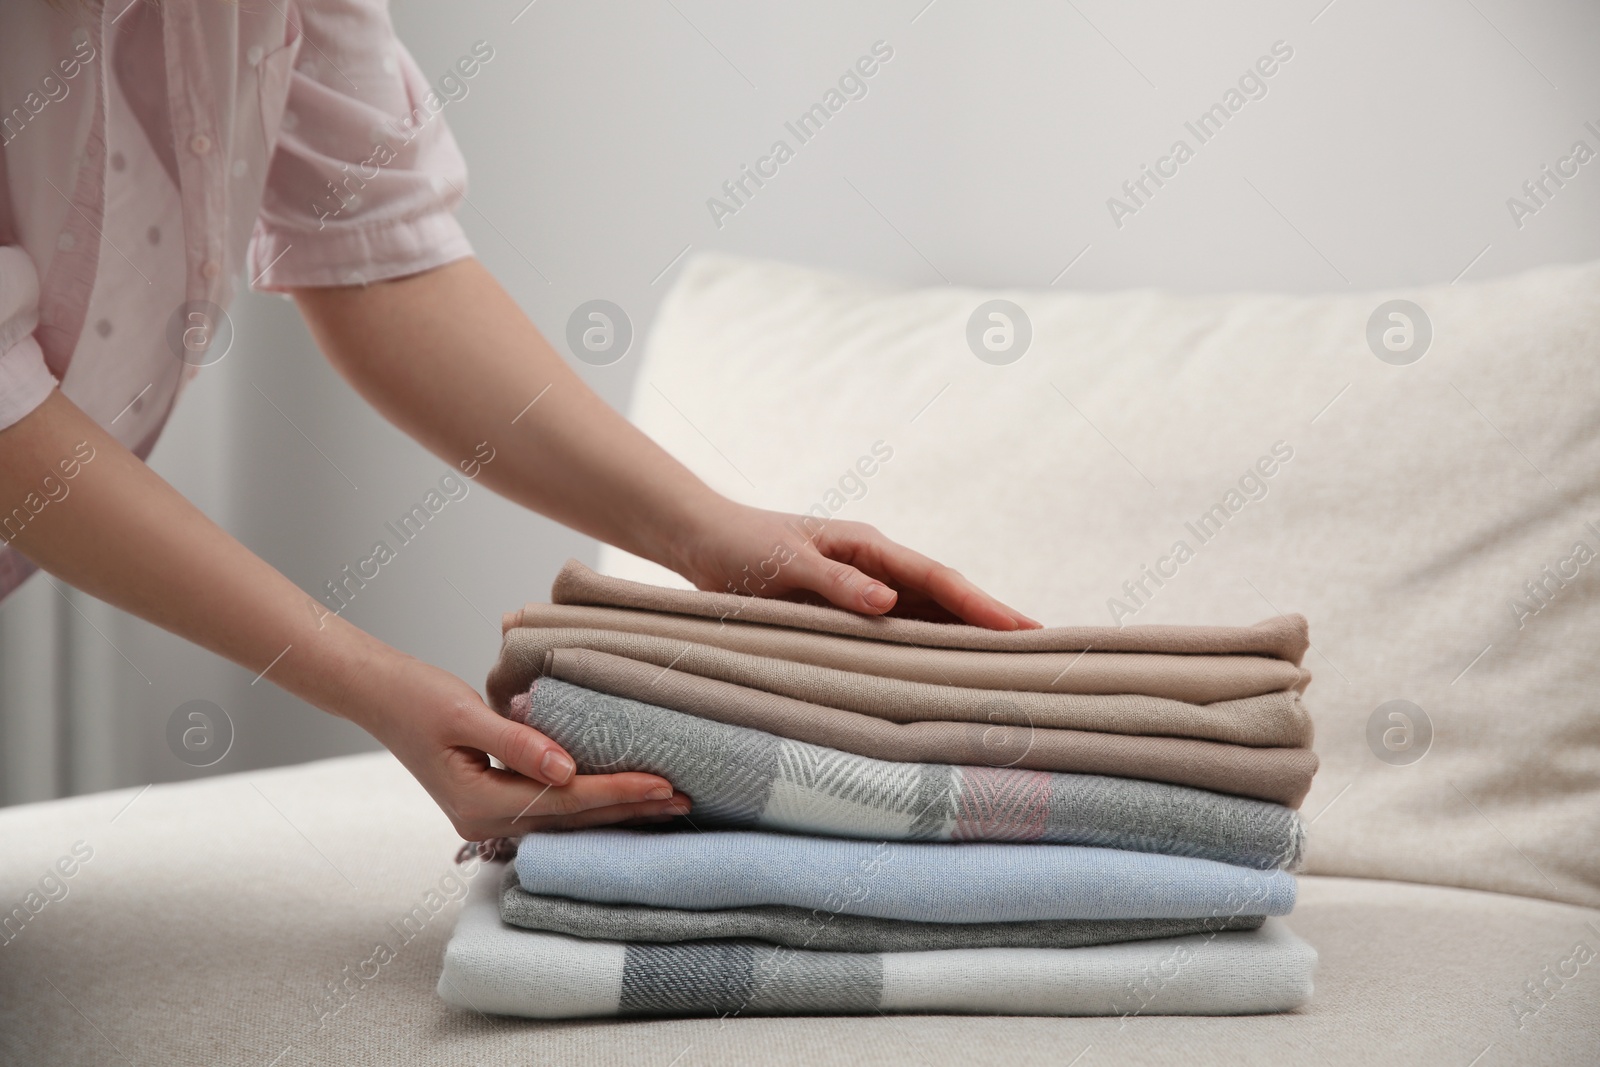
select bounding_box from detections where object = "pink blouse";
[0,0,477,596]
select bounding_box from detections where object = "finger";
[462,704,642,790]
[514,796,694,835]
[461,703,575,785]
[481,766,687,820]
[922,568,1040,629]
[784,549,901,617]
[821,530,1040,630]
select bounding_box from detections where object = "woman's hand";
[294,263,1041,635]
[666,501,1042,630]
[0,394,688,845]
[338,649,691,842]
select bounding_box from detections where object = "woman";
[0,1,1036,844]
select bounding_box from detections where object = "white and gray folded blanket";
[439,869,1318,1019]
[511,829,1296,922]
[497,867,1266,952]
[511,679,1306,870]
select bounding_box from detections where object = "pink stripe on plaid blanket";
[951,766,1054,841]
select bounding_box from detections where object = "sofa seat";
[2,753,1594,1066]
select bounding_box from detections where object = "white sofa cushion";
[1,753,1595,1064]
[600,253,1600,909]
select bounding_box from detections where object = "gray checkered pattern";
[618,940,883,1016]
[529,679,1304,870]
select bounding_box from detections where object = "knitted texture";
[441,870,1318,1019]
[497,867,1266,952]
[543,646,1318,805]
[512,680,1307,870]
[512,829,1297,922]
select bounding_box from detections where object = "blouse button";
[110,151,126,172]
[189,133,212,156]
[201,260,222,280]
[232,159,248,178]
[95,319,113,338]
[247,45,264,66]
[147,226,161,245]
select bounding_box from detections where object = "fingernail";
[540,750,575,784]
[863,583,896,610]
[645,784,673,801]
[662,800,692,815]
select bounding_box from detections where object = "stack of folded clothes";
[436,560,1319,1019]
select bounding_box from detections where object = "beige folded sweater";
[547,559,1310,661]
[488,622,1312,745]
[495,604,1310,705]
[541,647,1318,805]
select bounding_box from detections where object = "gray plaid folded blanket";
[508,680,1306,870]
[497,866,1266,952]
[439,869,1318,1019]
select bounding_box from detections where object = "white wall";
[3,0,1596,802]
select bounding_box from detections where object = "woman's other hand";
[668,501,1042,630]
[340,651,690,842]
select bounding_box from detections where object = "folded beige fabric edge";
[540,646,1319,806]
[541,558,1312,664]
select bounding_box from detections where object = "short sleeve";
[248,0,476,290]
[0,246,59,432]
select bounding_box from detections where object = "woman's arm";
[0,390,687,838]
[291,258,1038,629]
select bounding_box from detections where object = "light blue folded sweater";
[514,829,1296,923]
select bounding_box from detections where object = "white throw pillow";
[601,252,1600,908]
